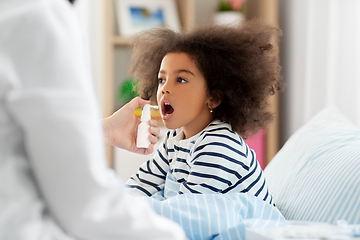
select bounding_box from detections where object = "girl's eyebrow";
[177,69,195,76]
[159,69,195,76]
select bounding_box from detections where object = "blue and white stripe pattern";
[264,106,360,224]
[126,120,272,204]
[146,193,285,240]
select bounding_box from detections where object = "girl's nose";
[161,81,171,94]
[162,89,170,94]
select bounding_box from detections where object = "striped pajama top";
[126,120,273,204]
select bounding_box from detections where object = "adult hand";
[102,97,160,155]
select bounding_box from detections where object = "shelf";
[103,0,280,168]
[113,36,131,46]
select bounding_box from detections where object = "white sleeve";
[3,1,185,239]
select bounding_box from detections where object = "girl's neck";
[182,116,215,139]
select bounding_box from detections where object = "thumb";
[127,97,151,110]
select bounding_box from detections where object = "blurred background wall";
[72,0,360,173]
[279,0,360,145]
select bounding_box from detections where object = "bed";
[146,106,360,239]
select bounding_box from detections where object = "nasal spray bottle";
[136,104,159,148]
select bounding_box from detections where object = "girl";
[125,19,282,204]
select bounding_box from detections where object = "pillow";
[264,106,360,224]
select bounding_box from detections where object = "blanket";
[147,193,285,240]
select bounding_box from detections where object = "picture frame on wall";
[115,0,181,37]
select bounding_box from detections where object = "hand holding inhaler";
[103,97,160,155]
[137,104,159,148]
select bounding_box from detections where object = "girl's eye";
[178,78,187,83]
[158,78,165,84]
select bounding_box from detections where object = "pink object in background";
[229,0,248,11]
[245,130,266,170]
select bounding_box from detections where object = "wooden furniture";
[102,0,196,167]
[102,0,280,168]
[246,0,280,165]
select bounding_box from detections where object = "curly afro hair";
[129,19,282,137]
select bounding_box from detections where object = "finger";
[149,125,160,138]
[148,119,159,128]
[148,134,158,145]
[131,97,151,109]
[136,144,154,155]
[146,144,154,154]
[133,147,147,155]
[124,97,150,112]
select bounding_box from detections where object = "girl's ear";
[208,90,223,109]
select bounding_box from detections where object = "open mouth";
[161,101,174,119]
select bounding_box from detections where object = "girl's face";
[157,52,214,139]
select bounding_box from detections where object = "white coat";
[0,0,186,239]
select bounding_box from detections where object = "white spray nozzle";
[141,104,159,122]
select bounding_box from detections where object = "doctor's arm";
[4,1,185,240]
